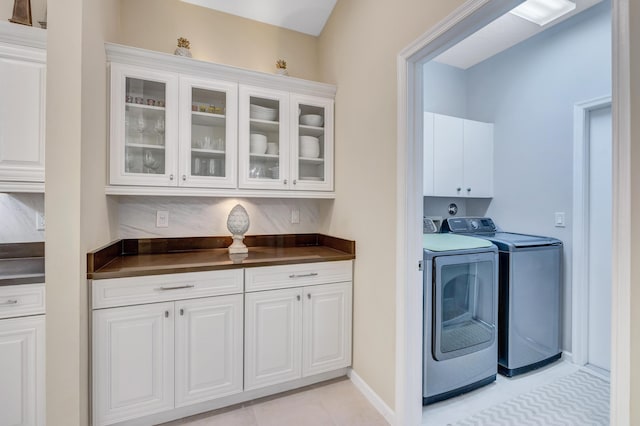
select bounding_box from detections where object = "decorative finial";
[275,59,288,76]
[175,37,192,58]
[226,204,250,254]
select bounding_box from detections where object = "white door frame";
[571,95,611,367]
[396,1,631,426]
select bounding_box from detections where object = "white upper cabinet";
[179,77,238,188]
[110,63,179,187]
[463,119,493,197]
[106,43,336,198]
[291,94,334,192]
[425,113,493,198]
[0,25,46,192]
[238,85,290,190]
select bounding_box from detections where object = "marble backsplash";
[0,193,45,243]
[118,196,332,239]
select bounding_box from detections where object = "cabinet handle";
[296,295,301,301]
[467,188,471,192]
[180,308,184,316]
[289,273,319,279]
[284,179,288,185]
[165,310,169,318]
[307,293,311,299]
[157,284,195,291]
[169,174,174,181]
[182,175,187,181]
[1,299,18,306]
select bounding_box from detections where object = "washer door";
[433,252,497,361]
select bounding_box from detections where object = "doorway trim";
[396,1,631,426]
[571,95,611,367]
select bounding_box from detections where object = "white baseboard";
[348,368,395,425]
[562,350,574,364]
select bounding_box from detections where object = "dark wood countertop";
[87,234,355,280]
[0,242,45,286]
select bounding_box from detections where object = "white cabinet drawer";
[92,269,243,309]
[245,261,352,292]
[0,283,45,319]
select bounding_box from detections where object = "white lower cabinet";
[0,315,45,426]
[245,281,352,391]
[91,262,352,425]
[93,302,175,426]
[244,288,302,390]
[175,295,243,407]
[302,282,352,377]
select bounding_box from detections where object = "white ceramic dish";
[300,114,323,127]
[250,133,267,154]
[250,104,277,121]
[300,135,320,158]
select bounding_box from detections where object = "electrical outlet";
[35,212,45,231]
[555,212,566,227]
[156,210,169,228]
[291,208,300,224]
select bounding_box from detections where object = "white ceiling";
[180,0,337,36]
[434,0,602,70]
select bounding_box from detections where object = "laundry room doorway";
[572,97,612,375]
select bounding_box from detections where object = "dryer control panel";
[441,217,497,233]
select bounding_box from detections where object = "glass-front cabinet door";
[238,85,289,190]
[109,63,179,186]
[291,94,334,191]
[179,77,238,188]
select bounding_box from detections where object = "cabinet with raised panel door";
[244,261,352,391]
[0,283,46,426]
[91,269,244,426]
[0,24,46,192]
[424,112,493,198]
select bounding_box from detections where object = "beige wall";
[118,0,319,80]
[317,0,465,409]
[45,0,119,424]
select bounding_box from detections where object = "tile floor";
[161,377,389,426]
[422,360,608,425]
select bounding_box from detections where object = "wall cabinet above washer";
[105,43,336,199]
[423,112,494,198]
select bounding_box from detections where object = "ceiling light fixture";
[510,0,576,26]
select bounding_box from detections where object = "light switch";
[555,212,565,227]
[35,212,45,231]
[156,210,169,228]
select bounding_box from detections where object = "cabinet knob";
[456,187,461,192]
[296,295,301,301]
[293,179,297,185]
[169,174,174,181]
[182,175,186,181]
[467,188,471,192]
[180,308,184,316]
[307,293,311,299]
[165,310,169,318]
[284,179,288,185]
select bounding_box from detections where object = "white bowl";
[250,133,267,154]
[300,135,320,158]
[250,104,277,121]
[300,114,324,127]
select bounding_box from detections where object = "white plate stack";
[250,104,277,121]
[300,135,320,158]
